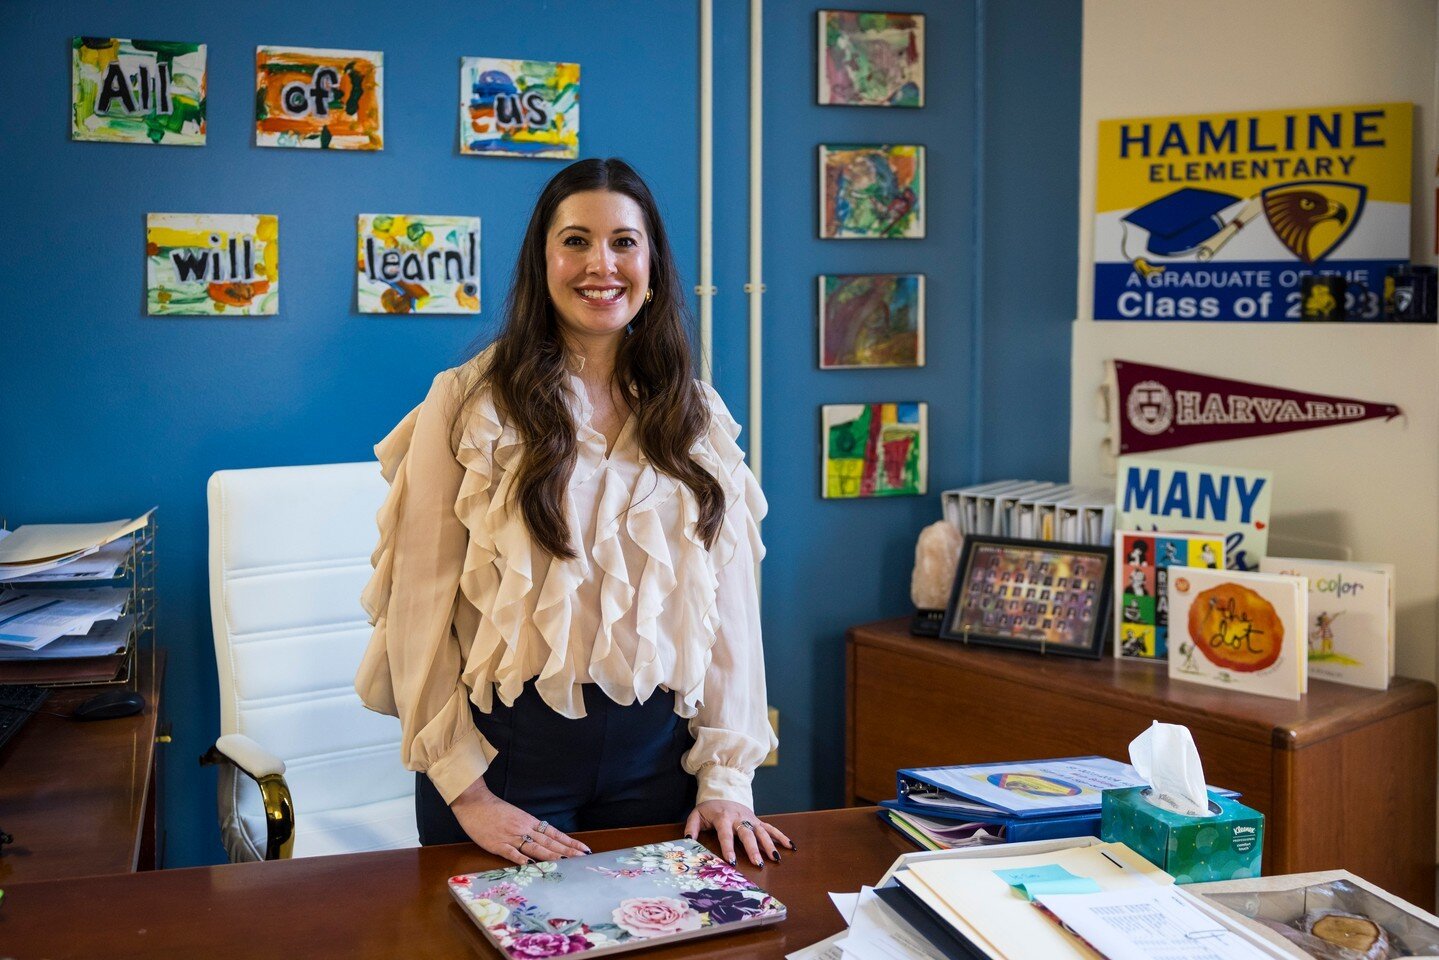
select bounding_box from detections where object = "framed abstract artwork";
[819,274,925,368]
[818,10,924,107]
[822,402,927,498]
[819,144,925,238]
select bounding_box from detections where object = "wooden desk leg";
[845,633,857,807]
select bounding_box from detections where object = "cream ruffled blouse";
[355,355,774,810]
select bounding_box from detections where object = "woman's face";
[546,189,651,345]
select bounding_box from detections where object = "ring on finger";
[535,820,549,836]
[739,819,755,831]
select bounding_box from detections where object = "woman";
[356,158,790,870]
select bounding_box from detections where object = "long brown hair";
[454,158,724,561]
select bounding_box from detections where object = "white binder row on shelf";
[941,481,1115,546]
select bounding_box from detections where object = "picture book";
[448,839,784,958]
[1167,566,1307,700]
[1116,456,1272,570]
[1260,557,1395,690]
[1113,530,1227,662]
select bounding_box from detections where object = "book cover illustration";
[1260,557,1394,690]
[1116,456,1272,570]
[1114,530,1227,662]
[1167,567,1307,700]
[449,839,784,958]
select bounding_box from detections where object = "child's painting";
[357,214,481,314]
[72,37,207,145]
[819,144,925,238]
[823,402,927,499]
[819,274,925,368]
[818,11,924,107]
[147,213,279,316]
[255,46,383,150]
[460,57,579,158]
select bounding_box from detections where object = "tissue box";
[1100,787,1263,884]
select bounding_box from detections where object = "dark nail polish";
[526,858,536,865]
[769,851,780,862]
[728,857,737,866]
[560,856,569,860]
[788,841,798,851]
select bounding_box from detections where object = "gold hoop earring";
[645,288,653,303]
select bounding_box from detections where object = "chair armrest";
[200,735,295,860]
[209,733,286,779]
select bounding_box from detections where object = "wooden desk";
[0,807,905,959]
[847,617,1438,908]
[0,649,164,884]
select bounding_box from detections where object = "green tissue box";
[1100,786,1263,884]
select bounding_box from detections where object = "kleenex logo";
[1233,825,1256,835]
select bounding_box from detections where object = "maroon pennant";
[1114,360,1401,454]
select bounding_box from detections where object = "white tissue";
[1128,721,1214,818]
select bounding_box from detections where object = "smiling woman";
[355,158,794,872]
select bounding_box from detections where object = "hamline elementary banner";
[1093,102,1412,321]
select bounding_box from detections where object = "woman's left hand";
[684,801,794,868]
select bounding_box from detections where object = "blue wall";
[750,0,1080,814]
[0,0,1077,866]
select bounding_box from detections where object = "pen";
[1100,850,1125,870]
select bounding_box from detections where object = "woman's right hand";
[449,775,592,864]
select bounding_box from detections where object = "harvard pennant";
[1110,359,1401,454]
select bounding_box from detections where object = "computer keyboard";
[0,684,50,754]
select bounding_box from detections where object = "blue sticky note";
[993,864,1102,901]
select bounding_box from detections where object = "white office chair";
[203,462,418,861]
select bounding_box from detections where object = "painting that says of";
[255,46,383,150]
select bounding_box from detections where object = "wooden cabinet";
[846,618,1437,908]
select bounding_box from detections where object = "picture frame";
[939,536,1113,660]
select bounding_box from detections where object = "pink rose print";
[612,897,703,938]
[506,932,591,957]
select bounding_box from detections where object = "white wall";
[1071,0,1439,688]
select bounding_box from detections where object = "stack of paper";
[0,587,130,651]
[0,511,152,582]
[790,840,1292,960]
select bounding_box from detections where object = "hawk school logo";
[1121,181,1365,275]
[1261,181,1364,263]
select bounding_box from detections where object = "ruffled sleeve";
[355,369,496,805]
[681,383,777,809]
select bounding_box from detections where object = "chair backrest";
[207,462,417,860]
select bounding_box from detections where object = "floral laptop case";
[448,839,787,957]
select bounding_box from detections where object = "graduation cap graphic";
[1123,187,1241,257]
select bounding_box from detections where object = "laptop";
[448,838,786,957]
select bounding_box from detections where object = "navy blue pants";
[415,681,698,845]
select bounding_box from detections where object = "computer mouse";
[72,689,146,721]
